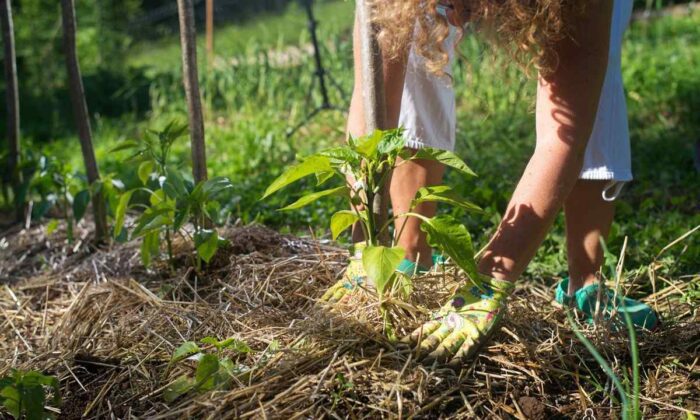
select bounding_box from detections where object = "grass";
[128,0,355,71]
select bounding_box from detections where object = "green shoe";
[405,275,514,366]
[555,278,659,331]
[396,253,445,276]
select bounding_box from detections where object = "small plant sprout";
[263,128,483,300]
[0,370,61,420]
[163,337,252,402]
[112,121,234,270]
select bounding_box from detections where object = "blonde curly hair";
[373,0,585,76]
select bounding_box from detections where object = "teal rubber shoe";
[555,278,659,331]
[397,253,447,276]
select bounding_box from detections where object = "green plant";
[163,337,251,402]
[113,121,234,269]
[566,238,641,420]
[264,128,483,299]
[0,370,60,420]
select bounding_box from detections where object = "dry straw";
[1,221,698,418]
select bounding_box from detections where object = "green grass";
[128,0,355,71]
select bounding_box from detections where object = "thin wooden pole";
[206,0,214,65]
[177,0,208,184]
[356,0,387,132]
[356,0,390,245]
[60,0,108,243]
[0,0,22,222]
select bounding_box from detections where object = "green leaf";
[262,155,332,199]
[72,189,91,222]
[413,148,477,177]
[420,215,478,281]
[149,189,166,207]
[280,186,348,211]
[173,204,190,232]
[140,231,161,267]
[114,190,134,238]
[413,186,483,213]
[195,229,220,263]
[377,128,405,155]
[22,382,45,420]
[0,385,20,419]
[163,376,194,403]
[219,338,251,354]
[138,161,155,185]
[163,172,189,200]
[109,140,139,153]
[201,177,234,201]
[195,354,219,391]
[46,219,59,235]
[362,246,405,297]
[132,207,171,238]
[355,130,383,158]
[171,341,201,363]
[330,211,359,240]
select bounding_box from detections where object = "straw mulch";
[1,220,698,419]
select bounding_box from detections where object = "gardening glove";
[320,247,444,304]
[555,278,659,331]
[404,275,514,367]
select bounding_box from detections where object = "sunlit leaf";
[280,186,348,211]
[330,211,359,240]
[138,161,155,185]
[355,130,382,158]
[420,215,478,281]
[46,219,59,235]
[262,155,332,199]
[413,148,477,177]
[171,341,201,363]
[114,190,134,238]
[413,185,483,213]
[362,246,405,296]
[377,128,405,155]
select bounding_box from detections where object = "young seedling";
[163,337,252,402]
[113,121,233,270]
[0,370,61,420]
[264,129,483,309]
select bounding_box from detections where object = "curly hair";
[373,0,586,76]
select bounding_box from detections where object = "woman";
[327,0,658,366]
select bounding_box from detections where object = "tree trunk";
[0,0,22,222]
[356,0,390,245]
[177,0,208,184]
[60,0,108,243]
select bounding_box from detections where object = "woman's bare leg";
[390,157,445,268]
[564,180,616,293]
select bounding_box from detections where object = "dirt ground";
[1,220,698,419]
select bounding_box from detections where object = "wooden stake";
[0,0,22,222]
[60,0,108,243]
[356,0,390,245]
[177,0,208,184]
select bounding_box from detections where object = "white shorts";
[399,0,634,193]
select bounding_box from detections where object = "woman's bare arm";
[478,0,615,281]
